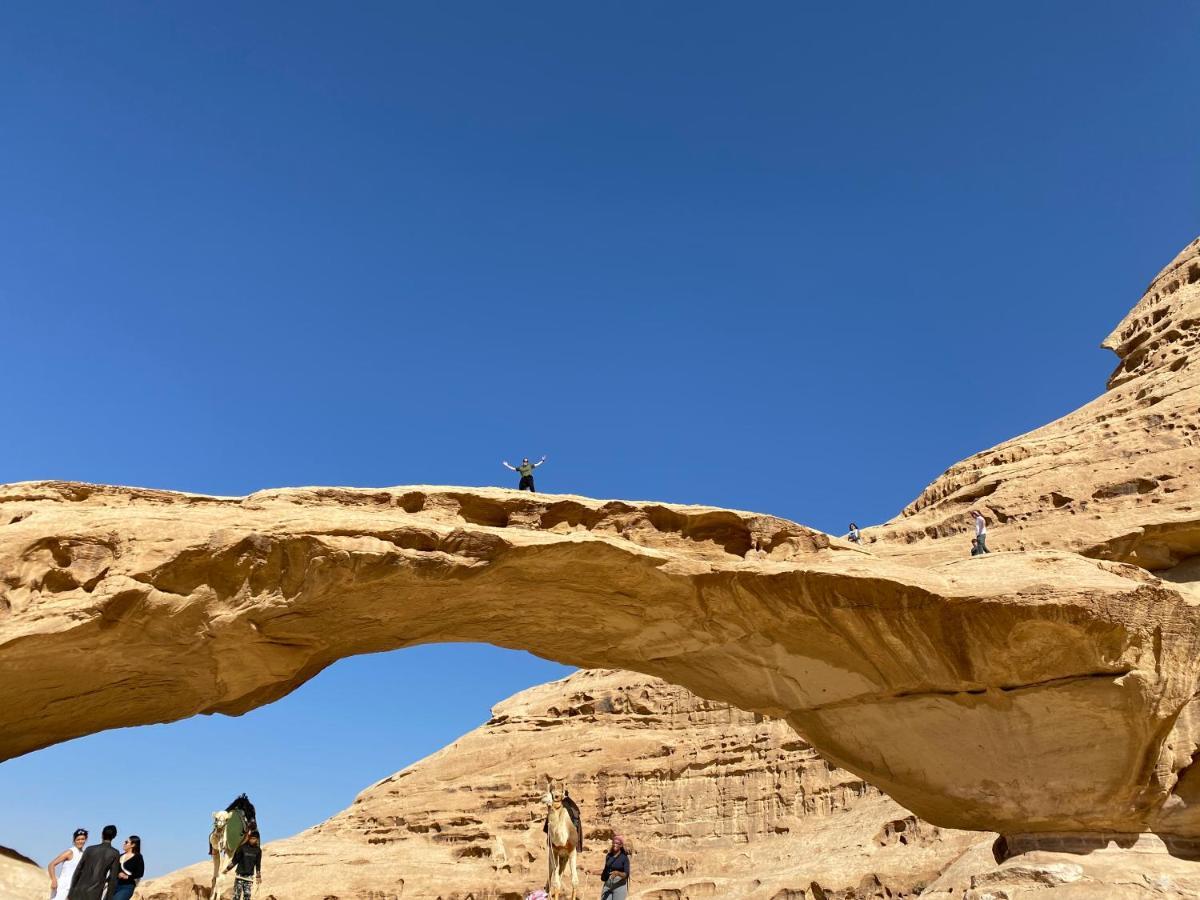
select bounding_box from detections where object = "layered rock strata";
[141,669,983,900]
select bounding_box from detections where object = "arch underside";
[2,481,1199,840]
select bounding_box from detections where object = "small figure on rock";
[600,835,631,900]
[970,509,989,554]
[503,456,547,492]
[846,522,862,544]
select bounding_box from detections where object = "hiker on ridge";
[503,455,546,492]
[970,509,989,554]
[846,522,862,544]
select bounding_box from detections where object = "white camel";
[209,810,233,898]
[541,779,579,900]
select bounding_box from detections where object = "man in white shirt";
[969,509,989,554]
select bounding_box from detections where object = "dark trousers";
[976,533,989,553]
[519,475,535,491]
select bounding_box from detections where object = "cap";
[73,829,88,839]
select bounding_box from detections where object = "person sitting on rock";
[969,509,989,554]
[503,456,546,492]
[846,522,862,544]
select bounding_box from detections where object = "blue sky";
[1,1,1197,879]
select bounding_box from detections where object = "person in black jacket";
[67,824,122,900]
[225,830,263,899]
[599,835,630,900]
[110,835,144,900]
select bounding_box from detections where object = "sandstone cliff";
[1,480,1194,839]
[141,669,983,900]
[0,846,44,898]
[877,237,1200,582]
[4,237,1200,895]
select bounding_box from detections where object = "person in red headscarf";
[599,835,630,899]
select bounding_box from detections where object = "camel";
[209,810,233,898]
[541,779,579,900]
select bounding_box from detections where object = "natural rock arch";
[2,480,1199,841]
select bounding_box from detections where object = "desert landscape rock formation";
[3,479,1196,842]
[142,668,984,900]
[3,236,1200,896]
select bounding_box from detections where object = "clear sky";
[1,0,1198,880]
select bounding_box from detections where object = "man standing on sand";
[68,824,121,900]
[970,509,989,554]
[502,455,546,492]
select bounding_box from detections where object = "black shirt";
[118,853,144,884]
[230,843,263,878]
[600,849,629,883]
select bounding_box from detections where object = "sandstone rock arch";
[2,479,1199,842]
[5,237,1200,845]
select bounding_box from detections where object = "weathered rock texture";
[0,846,44,899]
[877,237,1200,581]
[3,237,1200,857]
[141,669,984,900]
[2,478,1197,840]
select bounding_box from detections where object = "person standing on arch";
[503,455,546,492]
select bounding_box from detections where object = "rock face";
[0,845,46,898]
[878,237,1200,579]
[141,669,984,900]
[3,238,1200,847]
[1,480,1196,840]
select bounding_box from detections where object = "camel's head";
[212,810,231,827]
[545,778,566,808]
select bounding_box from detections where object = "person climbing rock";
[503,456,546,492]
[846,522,862,544]
[970,509,989,554]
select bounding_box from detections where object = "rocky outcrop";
[1,478,1197,841]
[0,845,46,898]
[4,238,1200,851]
[877,238,1200,579]
[141,669,983,900]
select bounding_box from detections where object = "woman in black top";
[599,835,630,900]
[111,835,143,900]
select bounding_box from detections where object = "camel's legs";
[569,847,578,900]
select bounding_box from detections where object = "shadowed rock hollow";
[4,237,1200,849]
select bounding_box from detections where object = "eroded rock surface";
[4,237,1200,851]
[141,669,982,900]
[0,845,45,898]
[877,237,1200,578]
[0,478,1197,839]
